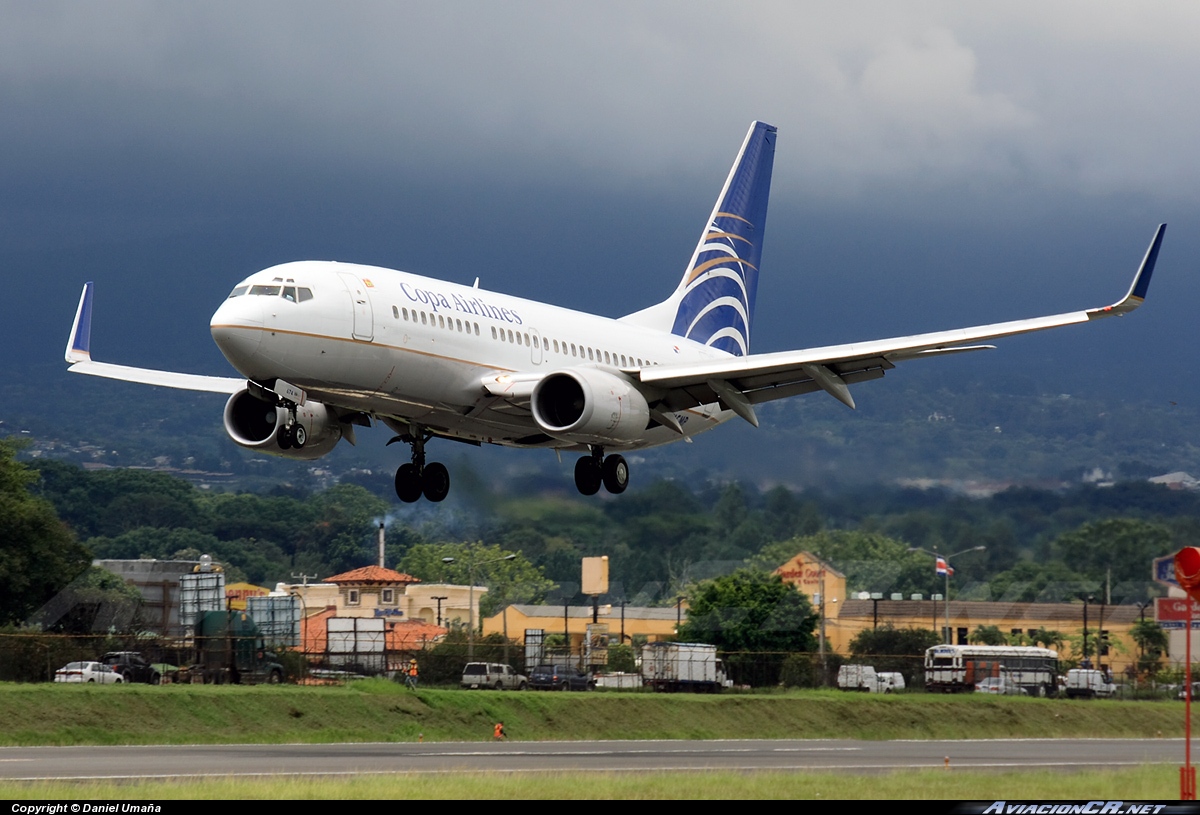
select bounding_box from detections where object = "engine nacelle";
[223,389,342,460]
[531,367,651,445]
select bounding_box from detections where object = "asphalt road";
[0,739,1186,780]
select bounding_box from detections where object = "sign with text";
[1155,596,1200,629]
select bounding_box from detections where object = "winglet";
[1089,224,1165,318]
[65,282,94,363]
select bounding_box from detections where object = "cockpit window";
[297,287,313,302]
[227,286,249,298]
[249,285,282,296]
[282,286,297,302]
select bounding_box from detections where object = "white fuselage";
[209,261,735,450]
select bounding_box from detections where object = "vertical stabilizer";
[621,121,777,356]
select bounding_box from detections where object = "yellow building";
[775,551,1142,674]
[482,604,682,655]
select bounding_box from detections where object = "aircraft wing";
[639,224,1166,427]
[64,282,245,394]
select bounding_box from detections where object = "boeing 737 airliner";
[65,121,1165,502]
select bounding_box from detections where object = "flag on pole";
[936,557,954,577]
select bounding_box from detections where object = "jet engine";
[223,388,342,460]
[531,367,651,445]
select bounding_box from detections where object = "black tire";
[395,463,422,503]
[268,670,282,685]
[496,681,504,690]
[422,462,450,502]
[518,681,527,691]
[560,681,570,691]
[602,454,629,494]
[277,427,292,450]
[151,673,161,686]
[574,456,602,496]
[292,423,307,448]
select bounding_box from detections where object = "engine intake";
[531,368,651,445]
[223,389,342,460]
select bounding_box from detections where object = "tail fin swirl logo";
[670,122,776,356]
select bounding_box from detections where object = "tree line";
[3,438,1195,632]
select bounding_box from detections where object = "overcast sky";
[1,2,1195,401]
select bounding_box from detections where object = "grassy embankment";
[1,680,1191,745]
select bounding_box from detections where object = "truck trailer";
[641,642,727,693]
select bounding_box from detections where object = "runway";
[0,738,1184,780]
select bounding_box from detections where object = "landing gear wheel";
[277,427,292,450]
[422,462,450,503]
[602,454,629,494]
[574,456,602,496]
[395,463,423,503]
[291,423,307,448]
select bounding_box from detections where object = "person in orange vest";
[405,659,419,690]
[493,721,506,740]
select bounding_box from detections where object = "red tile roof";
[323,565,421,585]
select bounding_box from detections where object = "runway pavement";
[0,738,1184,780]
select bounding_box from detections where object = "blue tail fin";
[622,122,776,356]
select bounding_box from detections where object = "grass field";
[0,766,1183,800]
[1,680,1192,745]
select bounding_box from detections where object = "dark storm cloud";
[0,2,1195,397]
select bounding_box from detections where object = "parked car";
[101,652,161,685]
[529,663,594,691]
[461,662,528,690]
[54,661,124,684]
[975,676,1025,696]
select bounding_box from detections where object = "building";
[285,566,482,628]
[775,552,1144,675]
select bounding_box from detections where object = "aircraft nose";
[210,295,264,367]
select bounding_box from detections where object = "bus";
[924,644,1058,696]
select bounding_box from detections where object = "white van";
[1065,668,1116,699]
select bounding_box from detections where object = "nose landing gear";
[390,429,451,503]
[574,448,628,496]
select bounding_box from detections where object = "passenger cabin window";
[392,306,399,318]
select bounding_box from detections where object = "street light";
[442,550,517,660]
[908,546,985,644]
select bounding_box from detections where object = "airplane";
[64,121,1166,503]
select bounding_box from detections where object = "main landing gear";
[390,429,450,503]
[574,448,629,496]
[276,413,306,450]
